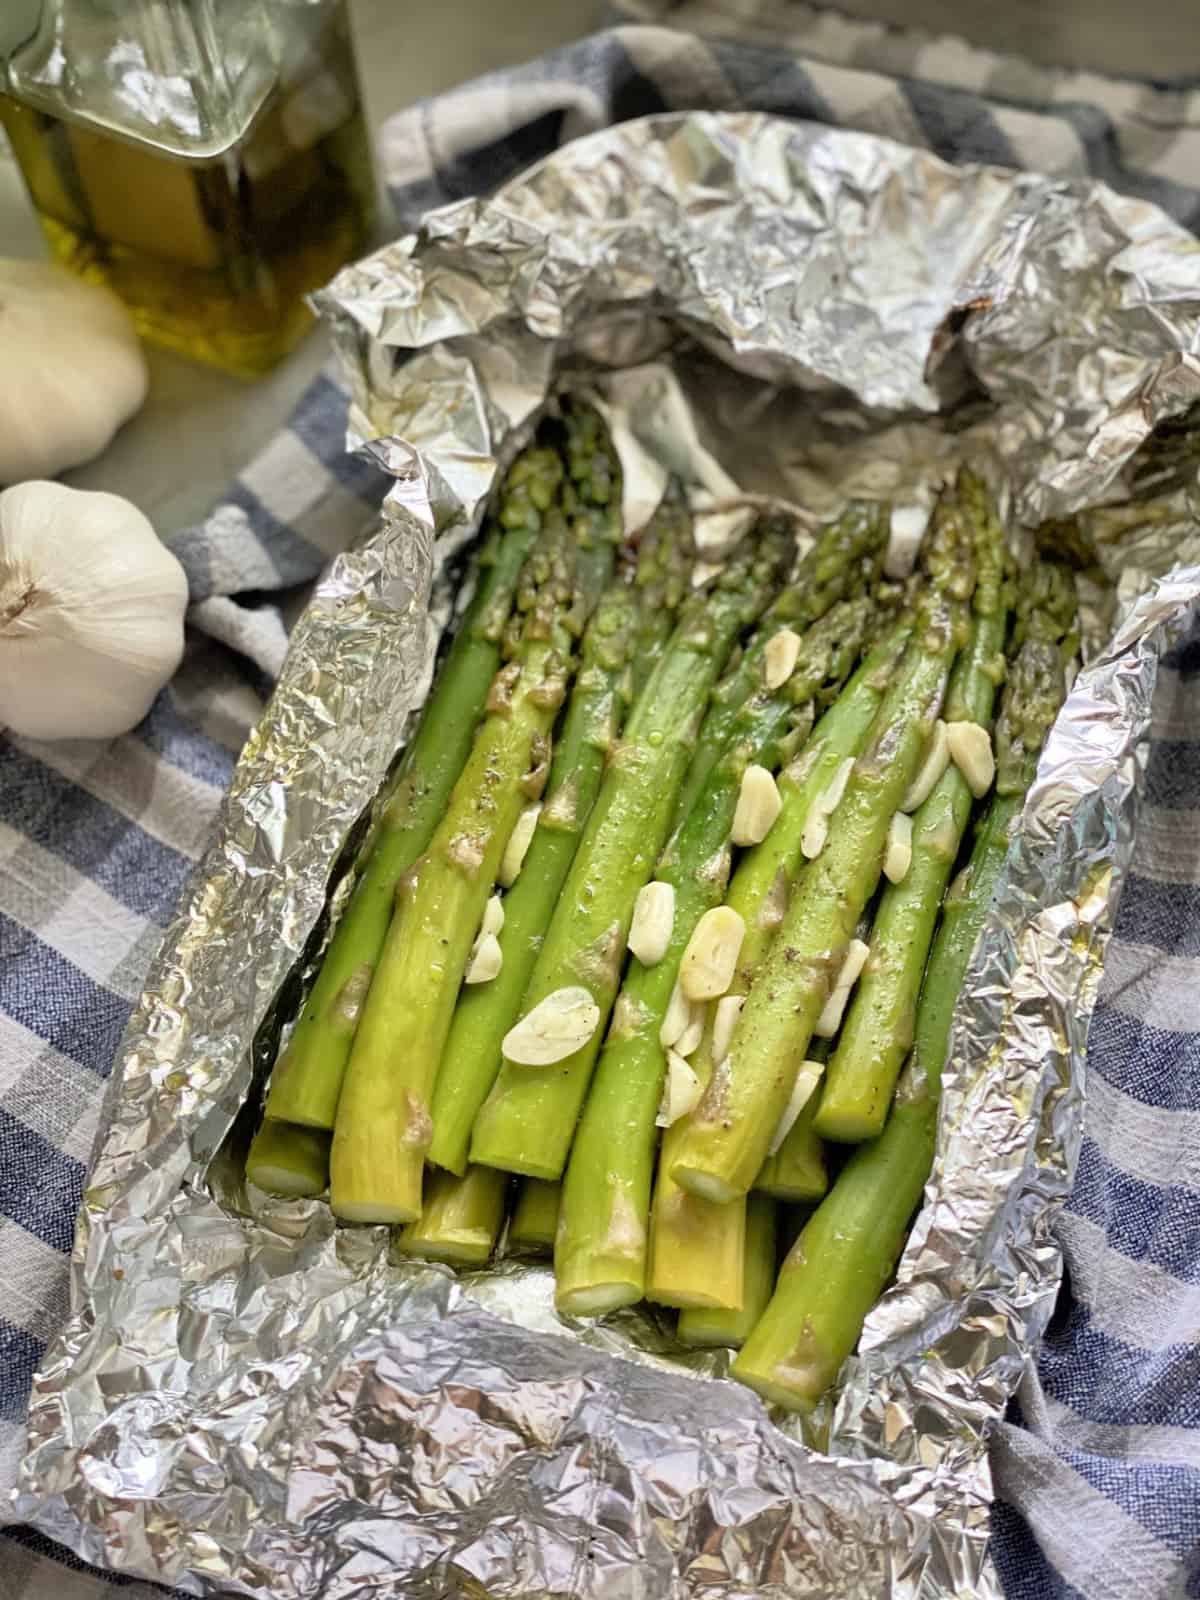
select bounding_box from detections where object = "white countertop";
[0,0,605,532]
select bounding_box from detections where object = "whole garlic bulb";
[0,481,187,741]
[0,260,148,484]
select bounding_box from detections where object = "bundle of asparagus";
[246,406,1079,1416]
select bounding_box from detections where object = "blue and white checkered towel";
[4,19,1200,1599]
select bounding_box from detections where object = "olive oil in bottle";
[0,6,374,377]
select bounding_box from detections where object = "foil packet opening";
[16,112,1200,1600]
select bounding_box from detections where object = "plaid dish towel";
[3,19,1199,1600]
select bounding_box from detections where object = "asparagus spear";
[244,1119,331,1198]
[262,443,565,1133]
[427,507,691,1176]
[554,594,873,1316]
[815,472,1011,1143]
[755,1040,829,1202]
[399,1165,509,1266]
[677,1194,777,1349]
[330,513,605,1224]
[508,1179,561,1255]
[670,502,886,827]
[733,560,1077,1412]
[468,522,795,1182]
[629,487,695,695]
[667,491,976,1206]
[646,621,911,1310]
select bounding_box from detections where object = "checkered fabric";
[3,20,1198,1599]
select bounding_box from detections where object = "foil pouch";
[15,111,1200,1599]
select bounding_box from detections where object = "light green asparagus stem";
[428,507,691,1176]
[733,560,1077,1412]
[554,595,873,1316]
[263,443,565,1131]
[508,1179,561,1254]
[646,622,911,1310]
[469,523,794,1182]
[399,1165,509,1266]
[671,502,886,827]
[677,1194,777,1348]
[756,1040,829,1201]
[629,487,695,696]
[244,1119,331,1197]
[330,519,591,1224]
[816,472,1011,1143]
[668,494,977,1205]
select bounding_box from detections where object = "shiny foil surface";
[17,113,1200,1599]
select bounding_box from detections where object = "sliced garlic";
[883,811,913,884]
[656,1049,704,1128]
[801,756,856,860]
[731,764,783,847]
[712,993,744,1066]
[480,893,505,938]
[767,1060,826,1155]
[946,720,995,799]
[499,802,541,886]
[464,932,503,984]
[900,721,949,813]
[801,809,829,862]
[813,937,871,1038]
[659,979,695,1050]
[675,1010,705,1058]
[679,906,746,1001]
[763,627,802,690]
[628,880,675,967]
[502,985,600,1065]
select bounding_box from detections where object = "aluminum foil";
[17,112,1200,1599]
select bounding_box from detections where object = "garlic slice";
[675,1010,705,1058]
[763,627,802,690]
[946,720,995,798]
[499,802,541,886]
[679,906,745,1001]
[900,721,949,813]
[659,979,695,1049]
[464,933,503,984]
[801,756,856,860]
[502,985,600,1065]
[883,811,913,884]
[731,764,783,847]
[711,993,744,1066]
[656,1049,704,1128]
[628,880,675,966]
[767,1059,826,1155]
[481,894,505,938]
[813,937,871,1037]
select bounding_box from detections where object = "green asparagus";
[427,504,692,1176]
[629,487,695,695]
[755,1040,829,1202]
[815,472,1011,1143]
[733,559,1077,1412]
[508,1179,561,1254]
[399,1165,509,1266]
[468,522,794,1182]
[677,1194,777,1348]
[330,512,605,1224]
[667,491,976,1205]
[244,1119,331,1197]
[554,593,873,1316]
[263,442,565,1132]
[646,621,911,1310]
[670,502,886,827]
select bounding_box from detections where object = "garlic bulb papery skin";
[0,261,148,484]
[0,481,187,741]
